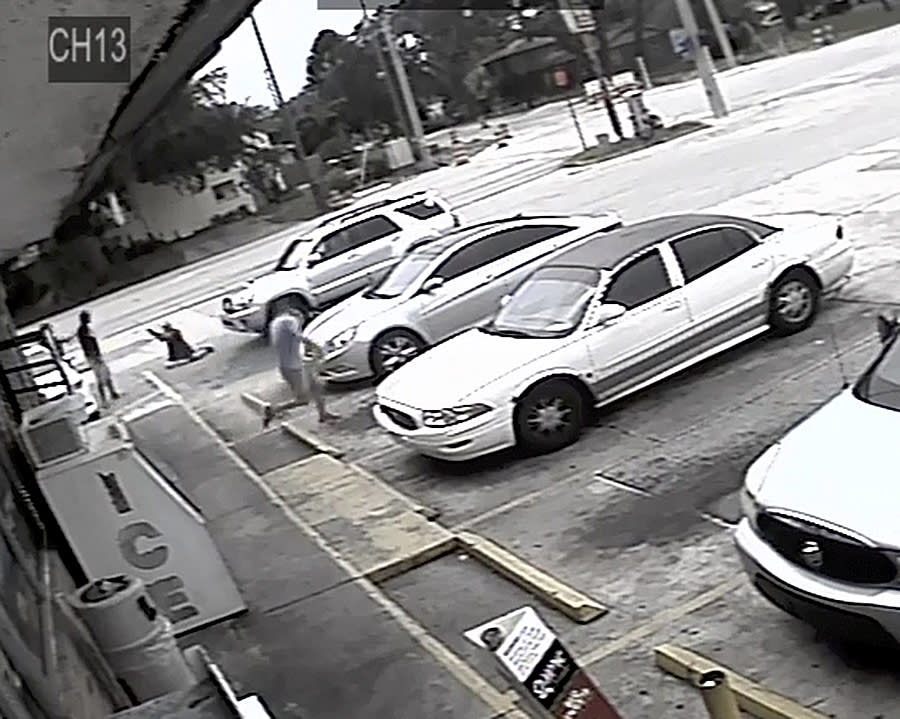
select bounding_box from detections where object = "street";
[48,23,900,719]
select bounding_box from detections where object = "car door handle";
[751,259,768,268]
[346,253,360,260]
[662,302,682,312]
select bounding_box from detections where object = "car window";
[315,229,352,261]
[431,226,573,281]
[396,200,446,220]
[603,249,672,309]
[672,227,758,283]
[345,215,401,251]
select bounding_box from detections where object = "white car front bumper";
[735,519,900,647]
[372,400,516,462]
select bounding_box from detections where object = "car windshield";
[854,334,900,412]
[275,238,312,270]
[364,254,434,299]
[484,266,601,339]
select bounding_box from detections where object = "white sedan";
[736,314,900,648]
[374,213,854,462]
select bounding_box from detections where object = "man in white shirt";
[263,309,338,428]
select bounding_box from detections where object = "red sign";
[550,668,625,719]
[554,70,570,88]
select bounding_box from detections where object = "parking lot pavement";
[101,203,898,716]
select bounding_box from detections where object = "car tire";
[769,269,820,336]
[371,329,426,380]
[514,379,585,455]
[268,296,309,329]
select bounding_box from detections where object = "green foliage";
[117,68,267,187]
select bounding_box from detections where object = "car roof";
[546,214,779,270]
[409,215,602,260]
[314,190,441,229]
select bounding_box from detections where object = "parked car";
[374,213,853,461]
[21,342,100,422]
[736,313,900,648]
[303,212,624,382]
[219,190,460,334]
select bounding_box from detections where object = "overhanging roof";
[0,0,261,259]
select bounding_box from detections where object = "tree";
[110,68,266,188]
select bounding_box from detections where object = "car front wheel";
[515,379,585,455]
[371,329,426,379]
[769,269,820,335]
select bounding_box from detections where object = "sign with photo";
[465,606,624,719]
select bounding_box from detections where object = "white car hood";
[245,270,303,301]
[377,328,563,408]
[305,291,395,342]
[757,389,900,547]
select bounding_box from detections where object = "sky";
[201,0,365,107]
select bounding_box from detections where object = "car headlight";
[422,404,492,428]
[324,326,358,354]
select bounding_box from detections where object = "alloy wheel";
[376,333,422,373]
[775,280,814,324]
[525,396,573,436]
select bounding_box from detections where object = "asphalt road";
[37,24,900,348]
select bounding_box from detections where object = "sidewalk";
[122,395,499,719]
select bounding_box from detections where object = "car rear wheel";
[515,379,585,455]
[371,329,426,379]
[769,269,820,335]
[268,296,309,330]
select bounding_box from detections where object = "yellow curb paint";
[281,420,345,459]
[456,531,608,624]
[655,643,831,719]
[240,391,269,415]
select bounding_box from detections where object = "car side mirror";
[307,251,323,267]
[420,277,445,295]
[587,302,626,329]
[499,294,512,307]
[877,313,899,343]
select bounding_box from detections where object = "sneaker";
[262,405,275,429]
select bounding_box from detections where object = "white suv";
[220,190,460,333]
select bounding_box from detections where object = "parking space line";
[453,466,590,532]
[578,576,744,670]
[595,473,652,497]
[699,512,737,531]
[141,370,529,719]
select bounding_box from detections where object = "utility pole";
[378,10,436,170]
[700,0,737,69]
[672,0,728,117]
[557,0,624,141]
[250,13,329,212]
[359,0,413,142]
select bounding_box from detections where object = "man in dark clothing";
[76,310,119,406]
[148,323,194,362]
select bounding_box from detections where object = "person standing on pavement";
[263,309,338,428]
[76,310,120,407]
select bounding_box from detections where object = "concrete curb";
[240,391,269,416]
[237,391,609,623]
[366,538,459,585]
[654,643,830,719]
[281,420,345,460]
[456,531,608,625]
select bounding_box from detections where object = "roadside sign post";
[672,0,728,118]
[557,0,624,141]
[555,69,588,151]
[465,606,625,719]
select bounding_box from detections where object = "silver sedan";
[303,212,623,383]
